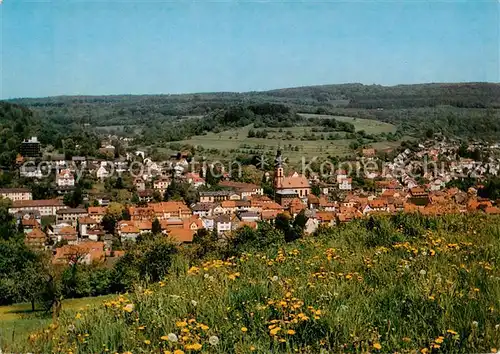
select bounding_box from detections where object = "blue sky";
[1,0,498,98]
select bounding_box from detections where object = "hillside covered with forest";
[6,82,500,144]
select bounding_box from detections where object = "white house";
[0,188,32,201]
[56,169,75,187]
[215,215,232,235]
[338,178,352,191]
[96,166,110,180]
[201,216,215,231]
[153,177,170,193]
[336,170,348,184]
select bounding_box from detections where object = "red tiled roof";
[168,228,194,243]
[26,228,46,239]
[12,199,64,208]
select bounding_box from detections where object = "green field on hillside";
[177,115,398,163]
[298,114,397,134]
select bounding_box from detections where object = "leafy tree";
[311,184,321,197]
[293,210,308,232]
[63,187,83,208]
[113,237,177,285]
[114,177,124,189]
[101,214,117,235]
[192,228,219,258]
[152,218,162,235]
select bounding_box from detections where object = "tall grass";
[21,214,500,353]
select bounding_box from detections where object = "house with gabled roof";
[25,228,46,250]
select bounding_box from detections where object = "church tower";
[274,149,284,190]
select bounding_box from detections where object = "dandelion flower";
[185,343,202,351]
[373,342,382,350]
[176,321,188,328]
[209,335,219,346]
[173,350,185,354]
[241,327,248,332]
[75,313,82,319]
[287,329,296,335]
[269,327,281,336]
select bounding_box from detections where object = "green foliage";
[152,218,162,235]
[230,222,285,254]
[164,179,198,205]
[63,187,83,208]
[114,236,178,285]
[0,102,35,167]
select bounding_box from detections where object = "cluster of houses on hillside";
[5,138,500,267]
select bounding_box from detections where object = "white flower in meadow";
[271,275,279,282]
[167,333,178,342]
[472,321,479,327]
[204,273,209,279]
[209,335,219,346]
[419,269,427,276]
[191,300,198,307]
[123,303,135,312]
[496,324,500,330]
[68,324,76,332]
[209,275,215,282]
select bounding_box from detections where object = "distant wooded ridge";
[9,82,500,109]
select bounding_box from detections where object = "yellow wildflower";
[287,329,296,335]
[185,343,202,351]
[269,327,281,336]
[144,340,151,345]
[241,327,248,332]
[176,321,188,328]
[373,342,382,350]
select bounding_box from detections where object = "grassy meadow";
[21,214,500,353]
[0,295,115,352]
[177,115,399,163]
